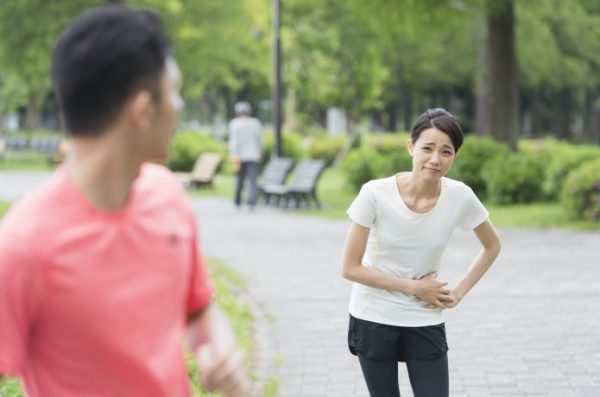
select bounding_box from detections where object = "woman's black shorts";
[348,314,448,362]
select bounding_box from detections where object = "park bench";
[5,136,28,150]
[47,139,69,165]
[187,152,222,189]
[258,157,294,204]
[261,159,326,209]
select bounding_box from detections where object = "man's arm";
[187,304,251,397]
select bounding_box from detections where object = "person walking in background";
[0,5,250,397]
[228,101,263,209]
[341,108,501,397]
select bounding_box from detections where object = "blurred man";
[228,101,263,209]
[0,5,249,397]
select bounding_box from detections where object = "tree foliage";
[1,0,599,144]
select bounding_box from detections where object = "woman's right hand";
[411,272,455,309]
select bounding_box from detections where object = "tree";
[283,0,388,133]
[484,0,518,149]
[0,0,100,129]
[517,0,600,141]
[126,0,270,122]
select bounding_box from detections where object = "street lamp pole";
[272,0,282,157]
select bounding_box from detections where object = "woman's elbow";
[342,263,356,281]
[487,239,501,258]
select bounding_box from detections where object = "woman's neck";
[398,172,441,199]
[396,172,441,213]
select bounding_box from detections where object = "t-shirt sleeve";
[459,186,489,231]
[185,215,215,314]
[347,182,377,228]
[0,230,41,376]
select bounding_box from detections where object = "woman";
[342,108,501,397]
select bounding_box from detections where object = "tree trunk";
[475,7,488,137]
[385,101,398,131]
[485,0,518,150]
[530,90,541,136]
[583,87,599,143]
[24,92,42,130]
[553,89,571,140]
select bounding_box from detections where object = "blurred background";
[1,0,600,222]
[1,0,600,142]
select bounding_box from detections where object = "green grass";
[191,259,256,397]
[487,202,600,230]
[0,201,10,218]
[0,152,54,172]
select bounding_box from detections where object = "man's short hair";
[234,101,252,115]
[51,5,171,135]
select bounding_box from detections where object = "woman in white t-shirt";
[342,108,501,397]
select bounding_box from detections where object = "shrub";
[542,145,600,200]
[362,132,412,178]
[364,133,409,155]
[381,148,412,176]
[561,159,600,221]
[262,131,304,167]
[167,132,226,172]
[307,135,346,166]
[447,136,510,199]
[341,147,387,192]
[482,152,544,204]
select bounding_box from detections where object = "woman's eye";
[422,147,432,151]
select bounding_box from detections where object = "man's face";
[147,57,183,161]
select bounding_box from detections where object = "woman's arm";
[341,222,454,308]
[444,219,501,308]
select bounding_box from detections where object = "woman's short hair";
[410,108,464,152]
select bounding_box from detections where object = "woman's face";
[408,128,455,181]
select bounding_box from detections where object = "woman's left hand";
[423,290,462,309]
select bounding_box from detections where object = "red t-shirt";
[0,163,213,396]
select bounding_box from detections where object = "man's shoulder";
[136,163,188,202]
[230,117,261,128]
[0,174,63,243]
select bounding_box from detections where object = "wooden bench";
[261,159,326,209]
[187,152,222,189]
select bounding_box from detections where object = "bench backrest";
[190,153,222,183]
[261,157,294,185]
[288,159,326,192]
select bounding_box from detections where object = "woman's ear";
[127,90,154,132]
[407,138,414,156]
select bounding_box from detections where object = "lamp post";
[272,0,282,157]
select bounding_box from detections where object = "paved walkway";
[2,171,600,396]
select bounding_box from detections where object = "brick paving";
[2,171,600,396]
[191,199,600,397]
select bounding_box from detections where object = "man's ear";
[127,90,154,132]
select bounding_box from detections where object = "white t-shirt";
[346,174,489,327]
